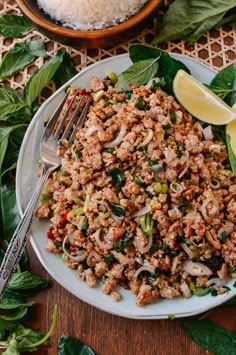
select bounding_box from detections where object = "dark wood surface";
[26,242,236,355]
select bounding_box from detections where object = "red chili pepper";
[63,210,71,221]
[129,83,137,90]
[117,232,124,238]
[70,246,76,252]
[66,97,72,106]
[79,89,86,95]
[47,231,54,240]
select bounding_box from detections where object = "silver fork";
[0,91,90,297]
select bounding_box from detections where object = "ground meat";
[36,81,236,307]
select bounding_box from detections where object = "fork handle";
[0,167,55,298]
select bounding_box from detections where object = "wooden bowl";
[16,0,162,48]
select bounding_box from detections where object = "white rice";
[37,0,148,30]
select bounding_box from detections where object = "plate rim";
[16,52,236,319]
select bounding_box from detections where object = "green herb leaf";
[182,318,236,355]
[8,271,50,294]
[53,51,78,88]
[0,14,33,38]
[0,40,47,81]
[0,87,27,118]
[114,232,130,252]
[0,125,26,175]
[24,50,66,107]
[0,290,34,310]
[210,63,236,106]
[117,57,159,92]
[226,133,236,175]
[108,202,126,217]
[128,44,190,94]
[108,167,126,188]
[0,184,20,242]
[58,335,95,355]
[152,0,236,45]
[0,307,28,321]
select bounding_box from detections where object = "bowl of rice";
[16,0,162,48]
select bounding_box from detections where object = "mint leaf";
[0,40,47,80]
[0,14,33,38]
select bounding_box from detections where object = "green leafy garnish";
[152,0,236,45]
[108,167,126,188]
[0,14,33,38]
[182,318,236,355]
[114,233,131,252]
[117,57,159,92]
[0,40,47,81]
[108,202,126,217]
[57,335,95,355]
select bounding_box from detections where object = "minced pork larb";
[36,75,236,307]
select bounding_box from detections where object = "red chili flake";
[129,83,137,90]
[79,89,86,95]
[47,231,54,240]
[63,210,71,221]
[66,97,72,106]
[117,232,123,238]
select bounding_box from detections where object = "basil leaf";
[226,133,236,175]
[8,271,50,294]
[108,167,125,188]
[2,340,21,355]
[0,290,34,310]
[0,124,26,174]
[58,335,95,355]
[210,64,236,106]
[128,44,190,94]
[152,0,236,44]
[0,307,28,321]
[182,318,236,355]
[0,14,33,38]
[0,318,18,333]
[184,11,226,45]
[53,51,78,88]
[0,184,20,241]
[117,57,159,92]
[24,50,66,107]
[114,233,130,252]
[0,40,47,81]
[109,202,126,217]
[0,87,27,118]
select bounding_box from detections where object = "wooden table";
[1,1,236,354]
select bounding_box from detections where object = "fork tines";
[45,90,91,142]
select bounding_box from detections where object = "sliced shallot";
[203,125,214,140]
[85,124,103,138]
[135,235,153,254]
[180,243,194,259]
[62,236,87,262]
[200,197,219,221]
[94,229,113,250]
[183,260,212,276]
[134,264,155,278]
[132,205,151,218]
[180,281,191,298]
[104,124,127,148]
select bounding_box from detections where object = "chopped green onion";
[210,178,220,189]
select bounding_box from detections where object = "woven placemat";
[1,0,236,92]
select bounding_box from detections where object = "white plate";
[16,53,236,319]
